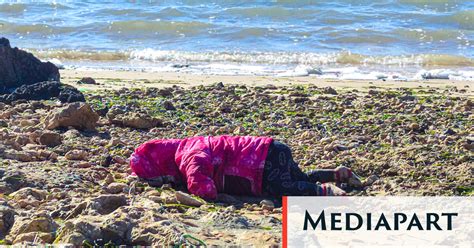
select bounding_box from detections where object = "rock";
[157,88,173,97]
[0,120,8,127]
[175,191,205,207]
[104,174,115,185]
[3,150,33,162]
[0,37,59,94]
[399,95,415,101]
[87,194,127,215]
[77,77,96,85]
[219,104,232,113]
[202,209,252,229]
[100,154,113,167]
[75,162,92,168]
[163,100,176,111]
[0,170,26,194]
[44,102,99,130]
[2,81,84,103]
[260,199,274,211]
[363,175,380,186]
[0,206,16,236]
[409,123,420,131]
[58,85,86,103]
[106,183,128,194]
[233,126,245,135]
[13,232,54,244]
[444,128,456,135]
[323,87,338,95]
[65,150,88,160]
[38,131,62,147]
[108,112,162,129]
[8,216,57,241]
[108,138,122,146]
[9,187,47,201]
[106,105,162,129]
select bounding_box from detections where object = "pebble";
[65,150,88,160]
[260,199,274,211]
[106,182,128,194]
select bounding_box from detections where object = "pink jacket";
[130,136,273,199]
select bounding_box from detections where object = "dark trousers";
[262,141,334,196]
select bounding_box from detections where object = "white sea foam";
[415,69,474,81]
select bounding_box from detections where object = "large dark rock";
[0,37,59,93]
[1,81,85,103]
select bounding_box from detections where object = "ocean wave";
[450,10,474,30]
[30,49,474,67]
[30,49,129,61]
[105,20,213,35]
[0,22,75,35]
[0,3,26,13]
[222,6,317,19]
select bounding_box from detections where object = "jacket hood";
[129,138,182,179]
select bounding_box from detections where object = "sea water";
[1,0,473,80]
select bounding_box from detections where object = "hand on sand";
[322,183,346,196]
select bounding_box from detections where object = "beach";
[1,67,472,245]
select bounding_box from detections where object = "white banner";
[284,197,473,247]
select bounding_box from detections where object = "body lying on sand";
[131,135,360,198]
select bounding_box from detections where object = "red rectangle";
[282,196,288,248]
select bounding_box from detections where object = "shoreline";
[61,69,474,98]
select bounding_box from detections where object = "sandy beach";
[61,69,474,98]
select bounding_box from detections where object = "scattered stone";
[104,174,115,185]
[163,100,176,111]
[0,206,16,235]
[38,131,62,147]
[158,88,173,97]
[58,84,86,103]
[233,126,245,135]
[323,87,338,95]
[77,77,96,85]
[87,194,127,215]
[409,123,420,131]
[44,102,99,130]
[260,199,274,211]
[399,95,415,101]
[3,150,33,162]
[0,170,26,194]
[363,175,380,186]
[13,232,54,244]
[110,112,162,129]
[75,162,92,168]
[2,81,84,103]
[8,215,57,241]
[0,120,8,127]
[444,128,456,135]
[65,150,88,160]
[106,183,128,194]
[175,191,205,207]
[100,154,114,167]
[9,187,47,201]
